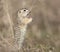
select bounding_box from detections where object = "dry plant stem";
[2,0,16,49]
[0,33,14,49]
[40,45,45,52]
[2,0,14,37]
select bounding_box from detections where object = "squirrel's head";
[18,8,32,25]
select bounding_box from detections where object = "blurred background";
[0,0,60,52]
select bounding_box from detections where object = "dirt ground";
[0,0,60,52]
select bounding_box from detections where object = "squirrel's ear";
[17,9,21,14]
[18,10,21,13]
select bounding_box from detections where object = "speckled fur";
[14,8,32,50]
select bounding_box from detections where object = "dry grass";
[0,0,60,52]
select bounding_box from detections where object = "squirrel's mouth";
[27,11,32,18]
[27,11,30,15]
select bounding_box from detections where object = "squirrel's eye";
[24,9,26,11]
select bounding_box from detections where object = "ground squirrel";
[14,8,32,50]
